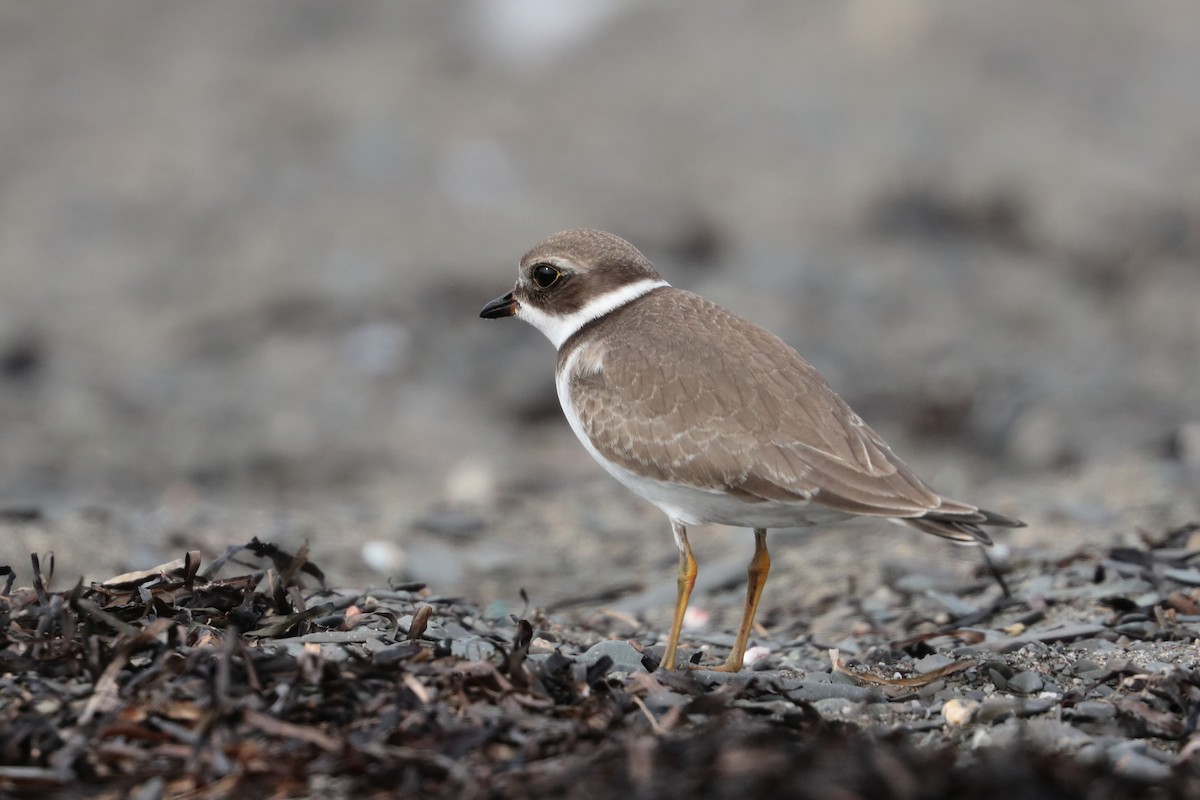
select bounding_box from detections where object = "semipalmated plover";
[481,229,1023,672]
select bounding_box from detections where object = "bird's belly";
[606,466,850,528]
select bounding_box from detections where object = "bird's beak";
[480,291,518,319]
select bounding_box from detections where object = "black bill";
[479,292,518,319]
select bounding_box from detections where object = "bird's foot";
[684,655,743,673]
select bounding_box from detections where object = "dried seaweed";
[3,529,1200,798]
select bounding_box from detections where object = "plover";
[481,229,1023,672]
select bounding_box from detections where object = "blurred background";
[1,1,1198,603]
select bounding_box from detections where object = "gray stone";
[976,698,1019,723]
[1073,701,1116,721]
[450,636,498,661]
[688,668,763,686]
[981,718,1022,748]
[914,654,955,674]
[830,670,862,686]
[1017,698,1058,716]
[644,690,689,712]
[1042,579,1150,602]
[1110,748,1173,783]
[732,699,796,716]
[1024,719,1094,750]
[580,640,648,673]
[1069,637,1120,652]
[1112,622,1151,637]
[413,509,485,539]
[989,624,1107,651]
[1076,742,1107,765]
[1163,567,1200,587]
[786,681,885,704]
[1008,670,1044,694]
[812,697,856,716]
[924,590,977,617]
[865,703,895,721]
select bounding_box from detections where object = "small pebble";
[682,606,710,631]
[528,637,557,655]
[35,698,62,715]
[361,540,405,572]
[743,645,772,667]
[942,698,979,726]
[443,459,496,506]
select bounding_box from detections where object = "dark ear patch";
[518,230,666,315]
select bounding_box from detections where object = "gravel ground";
[3,524,1200,796]
[2,3,1200,796]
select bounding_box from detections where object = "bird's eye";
[532,264,561,288]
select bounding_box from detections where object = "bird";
[480,229,1023,672]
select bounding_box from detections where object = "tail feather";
[901,507,1025,546]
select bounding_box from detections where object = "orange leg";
[659,521,697,671]
[705,528,770,673]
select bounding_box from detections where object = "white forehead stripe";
[517,279,669,349]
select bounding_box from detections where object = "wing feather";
[564,288,1019,532]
